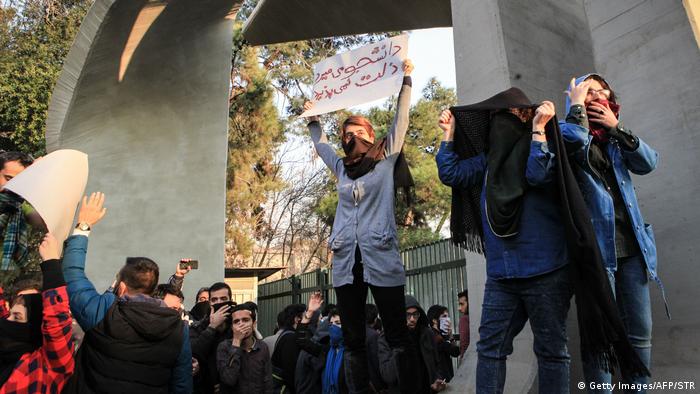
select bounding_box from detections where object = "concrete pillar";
[46,0,239,305]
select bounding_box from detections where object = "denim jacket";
[436,140,568,280]
[559,108,666,314]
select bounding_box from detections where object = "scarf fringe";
[450,232,485,255]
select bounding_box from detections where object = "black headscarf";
[449,86,649,378]
[448,87,534,251]
[0,293,43,386]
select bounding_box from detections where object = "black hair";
[231,302,257,322]
[0,151,34,169]
[152,283,184,301]
[279,304,306,330]
[321,302,336,318]
[208,282,232,299]
[584,74,617,103]
[195,287,209,300]
[119,257,159,295]
[327,307,340,319]
[365,303,379,326]
[10,275,42,297]
[457,290,468,300]
[427,304,449,326]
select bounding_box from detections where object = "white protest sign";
[301,34,409,117]
[5,149,88,250]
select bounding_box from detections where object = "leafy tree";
[0,0,91,155]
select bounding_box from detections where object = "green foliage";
[0,0,91,155]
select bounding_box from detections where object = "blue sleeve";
[526,140,556,186]
[170,324,193,394]
[435,141,486,189]
[62,235,115,331]
[620,137,658,175]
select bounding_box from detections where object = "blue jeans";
[477,266,572,394]
[583,255,652,393]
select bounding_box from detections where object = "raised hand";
[403,59,414,76]
[175,259,194,278]
[78,192,107,228]
[307,291,324,313]
[533,101,556,131]
[438,109,456,141]
[566,78,593,107]
[39,233,60,261]
[303,101,320,122]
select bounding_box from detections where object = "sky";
[275,27,457,182]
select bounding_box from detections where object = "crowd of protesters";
[0,67,661,394]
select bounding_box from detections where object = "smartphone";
[439,316,451,334]
[212,300,236,313]
[179,259,199,270]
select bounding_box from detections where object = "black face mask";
[341,134,374,158]
[0,294,43,386]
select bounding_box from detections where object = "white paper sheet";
[5,149,89,250]
[301,34,409,117]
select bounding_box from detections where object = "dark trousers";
[335,247,413,393]
[335,247,410,351]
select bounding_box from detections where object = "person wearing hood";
[60,192,192,393]
[560,75,662,392]
[302,59,418,394]
[0,233,74,393]
[435,90,572,393]
[378,295,445,393]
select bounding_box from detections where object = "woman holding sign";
[304,59,422,393]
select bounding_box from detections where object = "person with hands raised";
[0,232,75,393]
[61,192,193,394]
[436,88,573,393]
[303,58,418,394]
[560,74,662,393]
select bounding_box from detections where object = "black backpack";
[271,330,296,393]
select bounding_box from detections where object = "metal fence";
[257,238,467,337]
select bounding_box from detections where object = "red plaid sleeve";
[0,286,75,394]
[0,286,8,319]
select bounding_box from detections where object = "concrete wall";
[46,0,238,306]
[449,0,700,391]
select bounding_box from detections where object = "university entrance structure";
[48,0,699,391]
[46,0,241,303]
[245,1,700,391]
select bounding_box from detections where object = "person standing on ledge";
[303,59,418,394]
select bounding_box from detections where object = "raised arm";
[385,59,414,158]
[306,118,343,177]
[62,192,113,332]
[37,233,75,381]
[526,101,557,186]
[435,109,486,189]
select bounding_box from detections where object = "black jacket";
[190,318,231,393]
[430,327,460,382]
[64,299,184,394]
